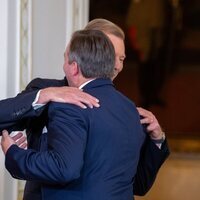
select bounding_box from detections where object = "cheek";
[115,59,123,72]
[63,62,68,75]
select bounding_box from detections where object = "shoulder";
[115,89,137,108]
[48,102,85,117]
[48,102,89,126]
[25,77,67,90]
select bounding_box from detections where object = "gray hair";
[68,29,115,79]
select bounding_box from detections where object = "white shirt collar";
[79,79,96,89]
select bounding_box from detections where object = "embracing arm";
[2,103,87,184]
[0,78,52,133]
[0,90,41,133]
[26,77,99,109]
[133,107,170,196]
[0,78,99,134]
[133,136,169,195]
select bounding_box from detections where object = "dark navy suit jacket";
[0,77,169,200]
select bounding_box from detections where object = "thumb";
[2,130,9,138]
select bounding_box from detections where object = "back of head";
[68,29,115,79]
[85,18,125,40]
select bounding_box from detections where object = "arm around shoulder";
[0,78,48,133]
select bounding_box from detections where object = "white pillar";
[31,0,89,79]
[66,0,89,44]
[6,0,21,97]
[31,0,67,79]
[0,1,9,199]
[0,0,19,199]
[0,0,8,99]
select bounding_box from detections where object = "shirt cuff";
[32,90,46,110]
[151,132,166,149]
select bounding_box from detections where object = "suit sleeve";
[133,136,170,196]
[0,78,48,134]
[5,102,87,184]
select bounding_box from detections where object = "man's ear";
[70,61,79,76]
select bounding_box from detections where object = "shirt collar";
[79,79,96,89]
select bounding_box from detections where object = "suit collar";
[82,78,113,90]
[63,77,113,89]
[79,79,95,89]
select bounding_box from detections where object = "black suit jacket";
[0,77,169,197]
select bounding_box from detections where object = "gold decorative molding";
[19,0,32,91]
[18,1,32,198]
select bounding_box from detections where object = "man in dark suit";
[0,19,169,198]
[2,29,147,200]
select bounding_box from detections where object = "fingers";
[77,92,100,109]
[137,107,162,134]
[140,117,154,124]
[1,131,27,154]
[11,132,27,149]
[146,121,159,132]
[137,107,151,118]
[137,107,154,124]
[73,88,99,108]
[66,94,99,109]
[1,130,15,154]
[50,87,100,108]
[11,132,23,141]
[15,135,27,148]
[20,142,27,149]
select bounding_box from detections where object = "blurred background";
[90,0,200,140]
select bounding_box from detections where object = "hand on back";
[137,107,163,140]
[38,86,100,109]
